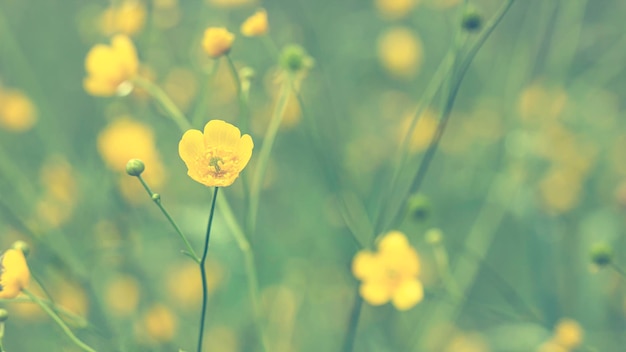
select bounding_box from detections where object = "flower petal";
[391,279,423,311]
[236,133,254,171]
[203,120,242,149]
[360,281,392,306]
[352,251,377,280]
[178,129,204,179]
[111,35,139,76]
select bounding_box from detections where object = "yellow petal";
[85,45,119,77]
[352,251,377,280]
[391,279,423,311]
[378,230,410,252]
[83,77,116,96]
[203,120,242,149]
[178,129,205,180]
[359,281,392,306]
[378,231,420,276]
[111,34,139,75]
[235,133,254,171]
[0,249,30,299]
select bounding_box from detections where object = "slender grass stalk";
[24,289,96,352]
[247,75,291,233]
[131,77,192,132]
[224,54,250,132]
[341,293,363,352]
[135,175,200,263]
[197,187,219,352]
[216,195,270,352]
[382,0,518,233]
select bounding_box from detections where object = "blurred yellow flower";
[140,304,177,343]
[553,318,583,350]
[84,35,139,96]
[207,0,255,7]
[166,260,222,310]
[378,27,423,79]
[517,82,568,124]
[403,109,437,153]
[0,248,30,299]
[178,120,253,187]
[375,0,418,19]
[352,231,423,310]
[105,274,140,317]
[202,27,235,58]
[0,89,38,132]
[241,9,268,37]
[538,166,582,215]
[100,1,147,36]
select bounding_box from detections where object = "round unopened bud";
[12,240,30,257]
[406,193,431,222]
[0,309,8,322]
[126,159,145,176]
[280,45,313,73]
[462,10,483,32]
[590,243,613,267]
[152,193,161,202]
[425,228,443,245]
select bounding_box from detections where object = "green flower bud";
[590,243,613,267]
[0,309,8,322]
[462,10,483,32]
[126,159,145,176]
[280,45,314,73]
[406,193,431,222]
[11,240,30,258]
[425,228,443,245]
[152,193,161,202]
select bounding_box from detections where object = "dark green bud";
[406,193,431,222]
[590,243,613,267]
[126,159,145,176]
[462,10,483,32]
[280,45,313,73]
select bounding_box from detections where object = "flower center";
[209,157,224,174]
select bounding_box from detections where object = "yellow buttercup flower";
[84,35,139,96]
[178,120,253,187]
[100,1,147,36]
[378,27,423,79]
[202,27,235,58]
[241,9,268,37]
[0,89,38,132]
[352,231,423,310]
[0,248,30,299]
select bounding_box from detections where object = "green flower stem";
[23,289,96,352]
[341,293,363,352]
[216,195,270,352]
[224,54,250,133]
[197,187,219,352]
[247,75,291,233]
[131,77,192,132]
[0,323,5,352]
[135,175,201,263]
[382,0,517,233]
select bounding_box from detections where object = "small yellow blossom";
[139,304,177,343]
[202,27,235,58]
[178,120,253,187]
[0,89,38,132]
[0,248,30,299]
[553,318,583,349]
[84,35,139,96]
[375,0,418,19]
[352,231,423,310]
[100,1,147,36]
[105,274,141,317]
[378,27,423,79]
[241,9,268,37]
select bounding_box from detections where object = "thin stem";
[132,77,192,131]
[247,75,291,233]
[383,0,518,232]
[224,54,250,132]
[24,289,96,352]
[216,195,270,352]
[136,175,200,263]
[341,291,363,352]
[197,187,220,352]
[0,322,4,352]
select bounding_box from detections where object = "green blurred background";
[1,0,626,351]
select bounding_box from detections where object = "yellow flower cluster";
[84,35,139,96]
[178,120,253,187]
[0,248,30,299]
[352,231,423,310]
